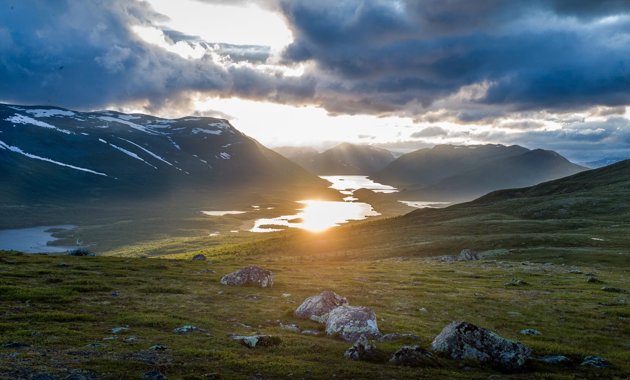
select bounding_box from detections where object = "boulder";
[344,335,380,361]
[390,345,438,367]
[431,321,531,371]
[220,265,274,288]
[231,335,281,348]
[457,249,480,261]
[191,254,207,261]
[173,325,207,334]
[325,306,380,342]
[294,291,348,323]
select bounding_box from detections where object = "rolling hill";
[275,143,396,175]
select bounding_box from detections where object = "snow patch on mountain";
[98,116,160,135]
[0,139,108,177]
[219,152,231,160]
[25,109,76,118]
[5,114,73,135]
[98,139,157,169]
[118,138,183,172]
[192,128,222,135]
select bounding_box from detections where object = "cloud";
[411,126,448,138]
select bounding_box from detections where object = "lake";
[250,175,394,233]
[0,225,79,253]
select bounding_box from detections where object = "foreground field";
[0,245,627,379]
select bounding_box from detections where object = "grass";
[0,246,627,379]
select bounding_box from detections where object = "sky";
[1,0,629,163]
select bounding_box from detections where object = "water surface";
[0,225,78,253]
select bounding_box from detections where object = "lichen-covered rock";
[431,321,531,371]
[325,306,380,342]
[344,335,380,361]
[294,290,348,323]
[173,325,207,334]
[390,345,437,367]
[191,254,207,261]
[457,249,480,261]
[220,265,274,288]
[231,335,281,348]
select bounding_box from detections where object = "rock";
[1,342,31,349]
[378,333,421,342]
[505,278,528,286]
[173,325,207,334]
[568,269,583,274]
[149,344,167,351]
[231,335,281,348]
[344,335,380,361]
[279,323,301,333]
[31,374,57,380]
[142,370,166,380]
[601,286,625,293]
[111,325,129,334]
[457,249,480,261]
[587,276,603,284]
[536,355,570,365]
[325,305,381,342]
[192,254,207,261]
[294,291,348,323]
[124,336,138,343]
[519,329,541,336]
[431,321,531,371]
[389,345,437,367]
[439,255,457,263]
[220,265,274,288]
[581,356,611,368]
[300,329,321,336]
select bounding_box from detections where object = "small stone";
[111,325,129,334]
[111,291,119,297]
[344,335,380,361]
[536,355,570,365]
[581,356,611,368]
[457,249,480,261]
[280,323,301,333]
[231,335,281,348]
[142,370,166,380]
[389,345,437,367]
[568,269,583,274]
[601,286,625,293]
[418,307,428,313]
[378,333,421,342]
[220,265,274,288]
[192,254,207,261]
[519,328,541,336]
[124,336,138,343]
[149,344,168,351]
[173,325,207,334]
[300,329,321,336]
[505,278,528,286]
[1,342,30,349]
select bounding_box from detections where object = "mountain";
[372,144,586,201]
[582,156,630,168]
[0,103,330,204]
[275,143,396,175]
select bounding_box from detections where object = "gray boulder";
[220,265,274,288]
[325,305,380,342]
[173,325,207,334]
[581,356,611,368]
[457,249,480,261]
[294,290,348,323]
[191,254,207,261]
[431,321,531,370]
[344,335,380,361]
[390,345,438,367]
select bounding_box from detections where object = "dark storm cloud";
[0,0,308,110]
[280,0,630,116]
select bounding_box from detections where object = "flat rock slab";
[294,290,348,323]
[220,265,274,288]
[431,321,531,371]
[325,305,381,342]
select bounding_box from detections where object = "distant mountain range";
[372,144,586,201]
[0,103,329,204]
[275,143,396,175]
